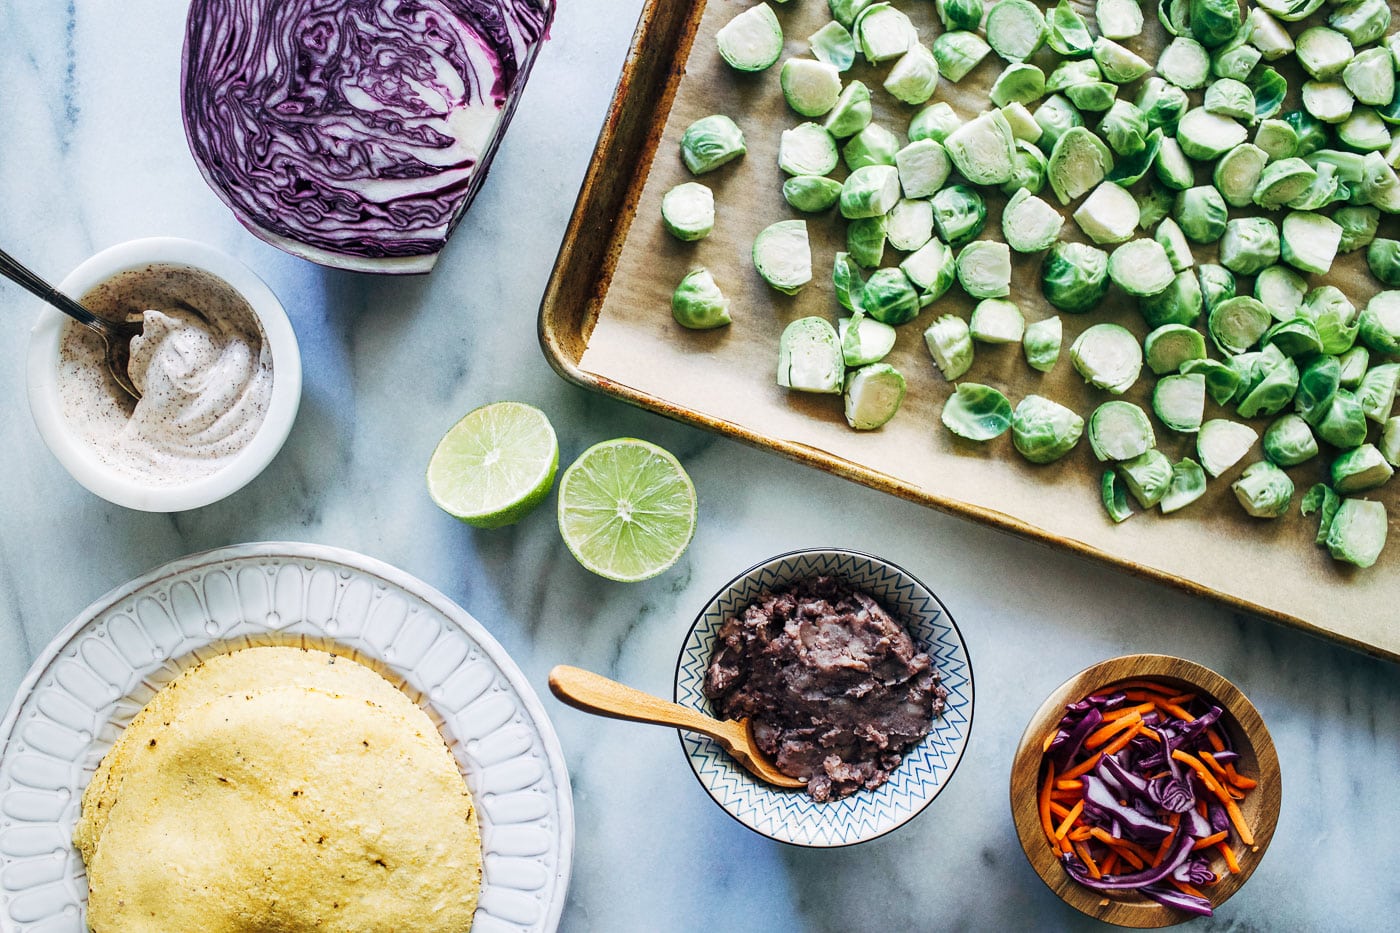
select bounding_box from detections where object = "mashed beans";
[703,576,946,801]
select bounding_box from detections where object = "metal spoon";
[547,664,806,790]
[0,246,142,399]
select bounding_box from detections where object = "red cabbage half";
[181,0,554,273]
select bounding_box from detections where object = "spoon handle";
[0,246,107,331]
[547,665,734,743]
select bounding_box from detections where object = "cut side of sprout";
[856,3,916,64]
[895,139,951,198]
[1101,471,1134,523]
[1108,239,1175,297]
[778,317,843,393]
[970,298,1025,344]
[1326,499,1388,568]
[752,220,812,294]
[986,0,1048,63]
[1153,373,1206,433]
[956,241,1012,299]
[901,238,957,298]
[824,81,874,138]
[839,314,898,366]
[943,110,1018,185]
[1089,400,1155,461]
[1002,189,1064,253]
[1073,182,1139,245]
[716,3,784,72]
[661,183,714,241]
[1049,127,1114,204]
[1198,419,1259,477]
[1233,461,1295,518]
[932,30,992,82]
[1071,323,1143,394]
[844,363,907,429]
[1281,211,1343,275]
[781,59,843,117]
[778,123,839,177]
[884,44,941,104]
[886,198,934,252]
[925,315,975,380]
[1023,317,1062,372]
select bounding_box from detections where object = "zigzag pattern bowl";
[674,549,974,847]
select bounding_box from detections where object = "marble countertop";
[1,1,1397,930]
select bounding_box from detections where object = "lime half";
[426,402,559,528]
[557,438,698,582]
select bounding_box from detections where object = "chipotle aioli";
[57,264,273,485]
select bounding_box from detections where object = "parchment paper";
[579,0,1400,656]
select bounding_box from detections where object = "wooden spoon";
[547,664,806,790]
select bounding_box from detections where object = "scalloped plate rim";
[0,541,574,933]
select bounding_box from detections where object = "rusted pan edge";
[537,0,1398,666]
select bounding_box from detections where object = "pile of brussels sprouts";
[664,0,1400,570]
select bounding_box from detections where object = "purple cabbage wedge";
[181,0,554,273]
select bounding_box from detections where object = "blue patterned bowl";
[674,548,974,847]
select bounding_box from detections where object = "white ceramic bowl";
[675,548,975,847]
[26,237,301,511]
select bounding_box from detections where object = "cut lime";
[426,402,559,528]
[557,438,698,582]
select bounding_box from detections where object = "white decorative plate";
[675,549,974,848]
[0,542,573,933]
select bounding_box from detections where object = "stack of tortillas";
[74,646,482,932]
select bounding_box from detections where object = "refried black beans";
[702,576,947,801]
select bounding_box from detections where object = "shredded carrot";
[1218,841,1241,874]
[1160,700,1196,722]
[1224,763,1258,790]
[1072,840,1102,879]
[1172,750,1255,846]
[1039,762,1057,846]
[1054,800,1085,840]
[1042,730,1057,753]
[1171,879,1208,901]
[1101,701,1155,722]
[1193,830,1230,850]
[1084,711,1142,749]
[1036,680,1261,905]
[1199,750,1231,780]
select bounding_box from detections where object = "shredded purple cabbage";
[1042,686,1253,919]
[182,0,554,272]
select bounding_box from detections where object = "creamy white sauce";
[57,265,274,486]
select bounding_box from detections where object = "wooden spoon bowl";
[1010,654,1281,928]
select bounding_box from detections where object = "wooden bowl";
[1010,655,1281,928]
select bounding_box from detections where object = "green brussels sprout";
[1048,126,1114,204]
[1098,100,1149,155]
[752,220,811,294]
[1072,323,1143,394]
[1047,0,1094,57]
[1042,242,1110,313]
[909,102,962,143]
[1204,78,1255,120]
[680,115,746,175]
[1325,499,1388,569]
[970,298,1024,343]
[832,252,866,312]
[944,110,1018,185]
[1174,186,1229,243]
[1089,400,1155,461]
[778,123,839,176]
[1160,458,1209,513]
[842,124,899,170]
[931,185,988,246]
[808,21,857,72]
[1197,419,1259,477]
[1233,461,1294,518]
[844,363,907,430]
[925,315,975,380]
[1101,470,1134,522]
[936,0,984,31]
[1153,373,1207,433]
[1335,207,1380,254]
[783,175,844,213]
[1023,317,1063,372]
[1329,0,1390,46]
[1263,414,1319,466]
[671,268,731,329]
[901,239,957,300]
[1141,270,1204,328]
[781,59,843,117]
[931,30,991,82]
[661,182,714,241]
[846,216,887,268]
[883,44,942,105]
[1033,94,1084,151]
[1295,355,1342,425]
[1313,390,1368,448]
[1012,395,1084,463]
[777,317,843,393]
[855,3,917,64]
[957,242,1013,299]
[1359,292,1400,354]
[860,268,921,326]
[840,314,898,366]
[1002,140,1049,196]
[824,81,874,138]
[1197,263,1237,312]
[990,63,1046,107]
[1219,218,1281,275]
[1136,77,1189,131]
[839,164,901,219]
[941,383,1013,441]
[716,3,784,72]
[1368,239,1400,286]
[1118,449,1173,508]
[1332,444,1393,493]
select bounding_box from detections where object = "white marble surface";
[0,1,1397,931]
